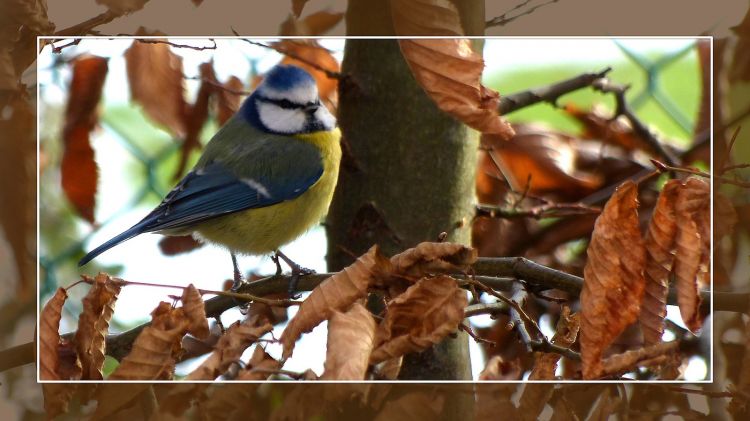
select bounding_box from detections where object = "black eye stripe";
[256,95,320,110]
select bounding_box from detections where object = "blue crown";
[262,64,315,90]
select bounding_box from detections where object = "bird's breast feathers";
[193,127,342,254]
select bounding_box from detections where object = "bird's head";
[242,64,336,135]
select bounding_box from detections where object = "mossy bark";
[327,0,484,387]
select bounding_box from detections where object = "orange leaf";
[291,0,310,16]
[580,181,646,379]
[276,40,340,111]
[390,241,477,282]
[124,40,188,137]
[185,315,272,380]
[279,10,345,36]
[398,39,514,139]
[640,180,680,345]
[158,234,204,256]
[482,128,603,198]
[108,301,189,380]
[173,61,215,179]
[40,288,67,380]
[74,273,121,380]
[565,103,659,156]
[235,345,281,380]
[280,245,392,360]
[369,275,467,364]
[528,306,579,380]
[61,55,108,224]
[181,284,209,340]
[391,0,464,36]
[322,303,377,380]
[479,355,522,380]
[215,76,245,125]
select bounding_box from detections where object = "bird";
[79,64,342,297]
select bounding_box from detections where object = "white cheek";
[315,106,337,130]
[257,102,306,134]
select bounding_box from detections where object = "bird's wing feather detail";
[78,137,323,266]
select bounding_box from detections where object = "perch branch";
[498,67,611,115]
[476,202,600,219]
[486,0,561,28]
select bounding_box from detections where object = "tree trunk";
[327,0,484,386]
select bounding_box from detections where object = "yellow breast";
[193,128,342,255]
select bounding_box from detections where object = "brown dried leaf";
[322,303,377,380]
[714,191,738,240]
[674,178,710,333]
[279,10,345,36]
[479,355,522,380]
[181,284,209,340]
[391,0,464,36]
[92,384,152,421]
[108,302,189,380]
[565,103,660,156]
[580,180,646,379]
[124,40,188,137]
[235,345,281,381]
[398,39,515,139]
[600,341,679,377]
[280,245,392,360]
[475,384,520,421]
[374,356,403,380]
[62,55,108,223]
[42,383,76,419]
[40,288,67,380]
[275,40,340,112]
[173,61,215,179]
[373,393,444,421]
[529,307,580,380]
[185,315,272,380]
[291,0,310,16]
[518,384,554,421]
[482,128,603,199]
[390,241,477,281]
[640,180,681,345]
[74,273,121,380]
[369,275,467,364]
[216,76,245,125]
[158,234,204,255]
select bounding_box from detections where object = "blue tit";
[79,64,342,296]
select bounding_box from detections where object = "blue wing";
[79,159,322,266]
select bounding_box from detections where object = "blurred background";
[37,37,707,380]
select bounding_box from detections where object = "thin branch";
[231,32,344,81]
[720,126,743,175]
[486,0,560,28]
[136,39,218,51]
[652,159,750,188]
[54,10,120,36]
[498,67,611,115]
[597,341,679,378]
[476,202,600,220]
[0,342,35,373]
[460,322,496,346]
[464,302,507,318]
[592,78,678,166]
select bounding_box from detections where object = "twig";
[486,0,560,28]
[720,126,743,175]
[50,39,82,54]
[464,302,507,318]
[666,386,743,399]
[476,202,600,220]
[498,67,611,115]
[652,159,750,188]
[597,341,679,378]
[137,39,218,51]
[231,32,344,81]
[54,10,120,36]
[459,322,496,346]
[0,342,35,373]
[592,78,678,166]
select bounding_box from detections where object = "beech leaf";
[62,55,108,224]
[640,180,681,344]
[322,303,377,380]
[181,284,209,340]
[74,273,121,380]
[280,245,392,360]
[580,180,646,379]
[398,39,515,139]
[389,241,477,281]
[369,275,467,364]
[185,315,272,380]
[124,40,188,137]
[40,288,67,380]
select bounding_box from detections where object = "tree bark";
[327,0,484,386]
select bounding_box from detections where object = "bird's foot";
[230,252,250,313]
[274,250,315,299]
